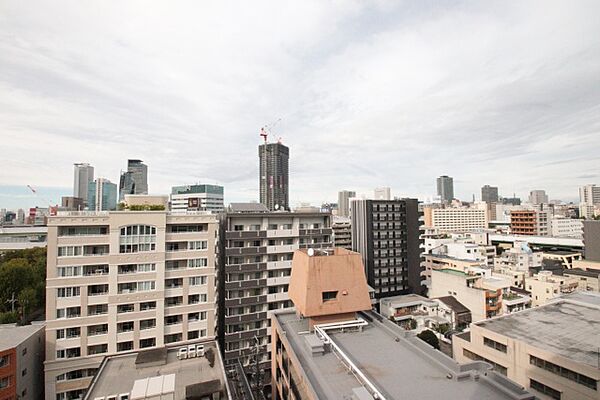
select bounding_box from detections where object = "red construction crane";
[260,118,281,144]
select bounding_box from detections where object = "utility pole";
[249,335,265,400]
[6,292,17,313]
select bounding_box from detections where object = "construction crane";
[259,118,281,143]
[27,185,58,215]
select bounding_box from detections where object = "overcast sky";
[2,1,600,209]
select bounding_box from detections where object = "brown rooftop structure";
[287,248,372,327]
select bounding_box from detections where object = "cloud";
[1,0,599,209]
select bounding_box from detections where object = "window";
[56,347,80,359]
[119,225,156,253]
[188,258,208,268]
[188,330,199,340]
[188,294,200,304]
[530,379,561,400]
[117,341,134,352]
[117,321,134,333]
[117,304,135,313]
[188,240,207,250]
[138,281,155,292]
[57,306,81,318]
[55,368,98,382]
[188,312,199,322]
[21,347,27,356]
[268,224,278,230]
[118,263,155,274]
[87,324,108,336]
[88,344,108,355]
[21,368,27,376]
[140,319,156,330]
[463,349,507,376]
[189,276,207,286]
[0,355,9,368]
[234,225,244,231]
[57,266,82,277]
[140,301,156,311]
[165,315,182,325]
[140,338,156,349]
[483,337,507,353]
[0,377,10,389]
[87,304,107,316]
[57,327,80,339]
[58,246,83,257]
[164,333,182,344]
[166,296,183,307]
[530,355,597,391]
[322,291,338,302]
[59,226,108,236]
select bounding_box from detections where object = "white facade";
[579,184,600,206]
[426,207,488,233]
[44,211,218,400]
[373,187,391,200]
[550,217,583,238]
[493,241,543,272]
[73,163,94,203]
[528,190,548,205]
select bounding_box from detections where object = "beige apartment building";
[423,205,488,233]
[524,271,578,307]
[44,210,218,400]
[453,292,600,400]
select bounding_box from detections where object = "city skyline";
[2,2,600,208]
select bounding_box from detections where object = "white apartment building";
[44,210,218,400]
[493,241,543,273]
[525,271,579,307]
[423,205,488,233]
[550,217,583,238]
[579,184,600,206]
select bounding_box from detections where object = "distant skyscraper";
[436,175,454,203]
[374,187,391,200]
[337,190,356,217]
[88,178,117,211]
[119,159,148,200]
[579,184,600,206]
[259,142,289,211]
[481,185,499,203]
[73,163,94,204]
[528,190,548,205]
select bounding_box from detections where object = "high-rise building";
[331,216,352,249]
[337,190,355,217]
[259,142,289,211]
[44,210,218,400]
[170,184,224,213]
[88,178,117,211]
[436,175,454,203]
[579,184,600,206]
[528,190,548,205]
[351,199,423,298]
[374,187,391,200]
[218,204,331,372]
[73,163,94,205]
[481,185,499,203]
[119,160,148,200]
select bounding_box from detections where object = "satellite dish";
[308,248,315,257]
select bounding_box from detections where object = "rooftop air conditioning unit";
[196,344,205,357]
[118,394,129,400]
[106,396,117,400]
[93,397,105,400]
[188,344,197,358]
[177,347,188,360]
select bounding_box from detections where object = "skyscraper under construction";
[259,141,289,211]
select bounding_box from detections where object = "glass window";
[119,225,157,253]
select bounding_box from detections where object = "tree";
[18,287,38,317]
[0,258,35,308]
[417,329,440,350]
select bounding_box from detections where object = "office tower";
[337,190,356,217]
[88,178,117,211]
[331,216,352,249]
[374,187,391,200]
[0,323,45,400]
[259,142,289,211]
[579,184,600,206]
[436,175,454,203]
[270,248,534,400]
[73,163,94,205]
[528,190,548,205]
[481,185,499,203]
[170,184,224,213]
[218,204,331,373]
[351,199,423,298]
[119,159,148,200]
[44,210,218,400]
[61,196,84,211]
[510,210,548,236]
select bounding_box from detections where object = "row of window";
[56,301,157,319]
[57,259,209,277]
[483,337,507,353]
[530,354,597,391]
[462,349,507,376]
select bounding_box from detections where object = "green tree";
[0,258,35,309]
[417,329,440,350]
[18,287,38,317]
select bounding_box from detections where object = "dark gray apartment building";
[481,185,499,203]
[583,220,600,261]
[259,143,289,211]
[351,199,423,299]
[217,203,331,372]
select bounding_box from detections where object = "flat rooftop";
[0,323,44,351]
[275,311,533,400]
[475,292,600,368]
[84,342,227,400]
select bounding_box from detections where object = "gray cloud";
[1,0,599,209]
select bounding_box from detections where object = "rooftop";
[275,310,533,400]
[436,296,471,314]
[0,323,44,351]
[563,268,600,278]
[475,292,600,368]
[84,342,229,400]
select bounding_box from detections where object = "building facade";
[453,292,600,400]
[73,163,94,205]
[0,323,45,400]
[528,190,548,205]
[44,210,218,400]
[259,143,289,211]
[374,187,391,200]
[510,210,548,236]
[583,220,600,262]
[218,207,332,372]
[436,175,454,203]
[331,216,352,249]
[423,206,488,233]
[481,185,499,204]
[351,199,423,298]
[88,178,117,211]
[337,190,355,218]
[170,184,224,213]
[550,217,583,238]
